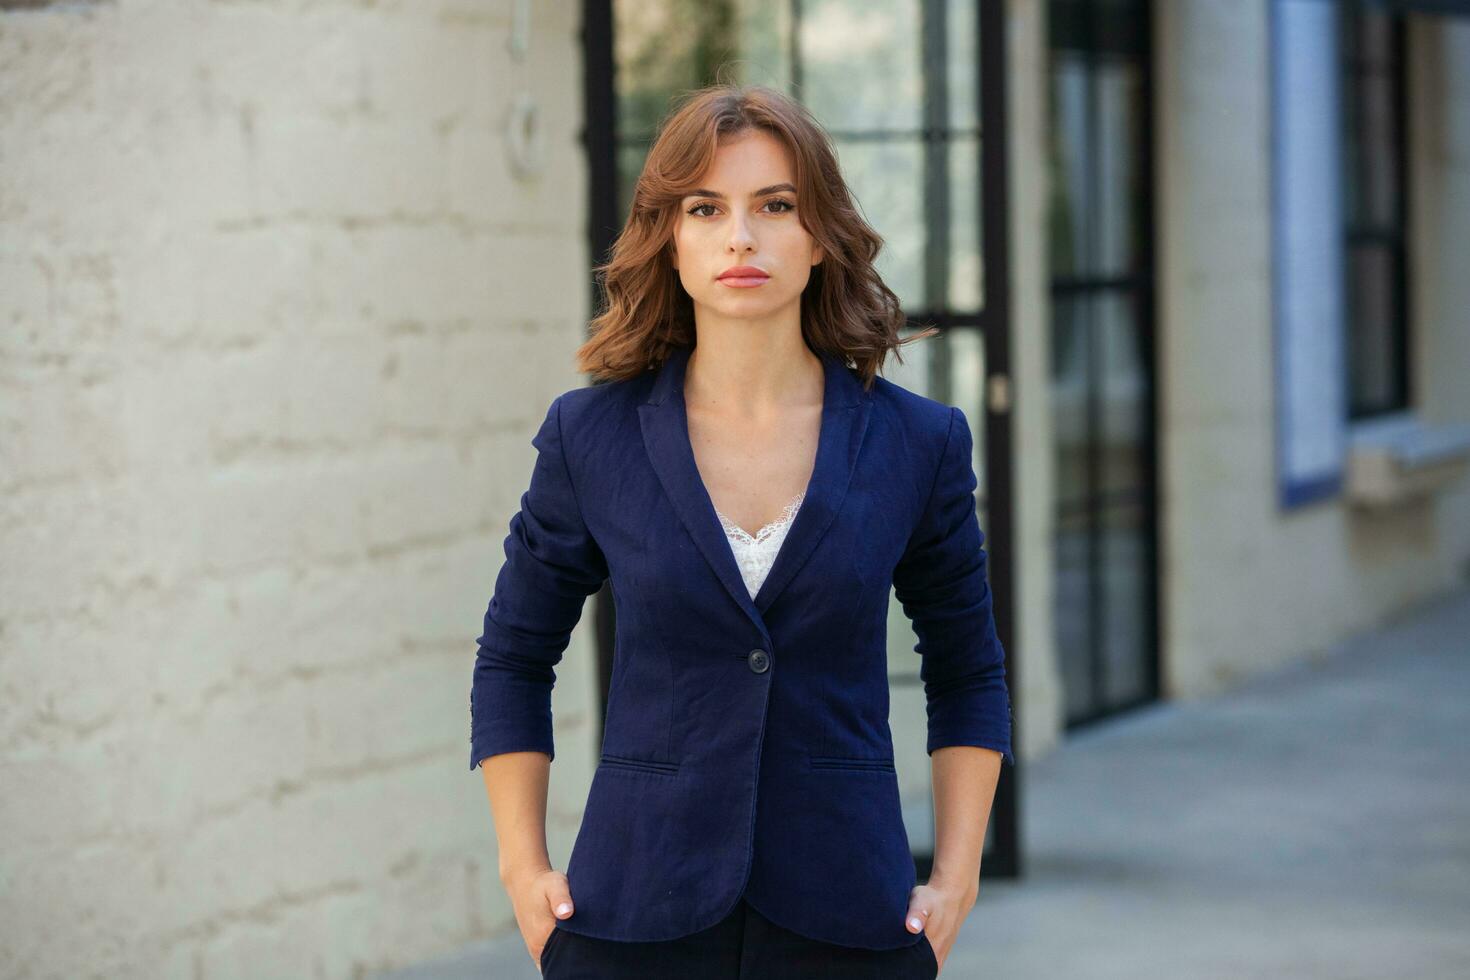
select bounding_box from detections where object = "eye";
[685,199,797,218]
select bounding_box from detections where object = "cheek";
[778,230,817,268]
[673,232,709,276]
[777,250,814,290]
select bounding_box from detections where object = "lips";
[718,265,770,287]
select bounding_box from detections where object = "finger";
[547,883,575,919]
[905,904,930,932]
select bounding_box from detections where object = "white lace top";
[714,491,806,600]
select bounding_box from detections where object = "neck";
[684,327,822,417]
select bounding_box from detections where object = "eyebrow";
[683,183,797,200]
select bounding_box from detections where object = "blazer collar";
[638,343,872,634]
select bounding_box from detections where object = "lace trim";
[714,490,806,599]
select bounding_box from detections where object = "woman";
[471,84,1013,979]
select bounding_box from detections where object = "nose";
[727,210,757,254]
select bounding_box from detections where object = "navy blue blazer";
[470,342,1013,951]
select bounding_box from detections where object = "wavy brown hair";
[575,83,936,390]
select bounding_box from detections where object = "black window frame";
[1340,1,1412,421]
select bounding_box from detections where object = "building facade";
[2,0,1466,976]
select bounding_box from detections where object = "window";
[1047,0,1159,722]
[1341,3,1410,420]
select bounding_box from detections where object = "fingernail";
[909,917,923,930]
[557,903,572,916]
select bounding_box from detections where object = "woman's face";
[670,130,824,323]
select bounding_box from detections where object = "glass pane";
[1342,7,1403,230]
[1096,0,1148,59]
[1347,244,1404,415]
[946,0,980,132]
[893,675,934,852]
[733,0,795,91]
[1052,291,1095,722]
[615,0,737,140]
[943,328,989,509]
[883,329,936,399]
[1048,0,1146,278]
[798,0,923,133]
[1055,501,1093,720]
[1048,51,1090,279]
[1353,73,1401,227]
[1092,60,1143,277]
[615,0,792,141]
[834,138,926,308]
[1100,499,1149,705]
[1097,292,1146,498]
[1046,0,1153,726]
[1352,7,1394,70]
[1052,295,1090,507]
[947,135,984,310]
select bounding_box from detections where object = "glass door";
[1047,0,1160,725]
[584,0,1019,880]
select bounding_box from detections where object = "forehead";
[689,130,797,191]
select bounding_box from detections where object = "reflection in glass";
[1097,293,1145,498]
[1048,50,1089,280]
[1051,292,1151,720]
[1101,501,1149,706]
[1052,297,1089,507]
[833,138,927,309]
[1093,62,1142,277]
[948,136,984,310]
[946,0,980,132]
[1047,0,1153,725]
[1340,4,1407,420]
[1055,505,1093,714]
[798,0,923,132]
[944,328,989,510]
[1347,245,1401,413]
[615,1,737,139]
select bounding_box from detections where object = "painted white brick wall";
[0,1,598,977]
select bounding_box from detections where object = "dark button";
[747,648,770,673]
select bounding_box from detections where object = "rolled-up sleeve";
[470,394,608,771]
[892,406,1015,766]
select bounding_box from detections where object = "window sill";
[1345,412,1470,509]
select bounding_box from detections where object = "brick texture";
[0,1,596,976]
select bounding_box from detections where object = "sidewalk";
[386,585,1470,979]
[954,583,1470,980]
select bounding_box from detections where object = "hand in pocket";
[505,866,575,973]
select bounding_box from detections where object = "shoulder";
[554,369,650,426]
[544,370,654,464]
[866,372,963,456]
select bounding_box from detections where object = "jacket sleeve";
[470,394,609,770]
[892,406,1015,766]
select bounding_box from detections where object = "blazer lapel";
[753,351,870,614]
[637,344,872,634]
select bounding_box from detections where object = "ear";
[810,240,824,266]
[669,240,679,271]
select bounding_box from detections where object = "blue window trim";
[1269,0,1349,511]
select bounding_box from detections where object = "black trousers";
[539,897,939,979]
